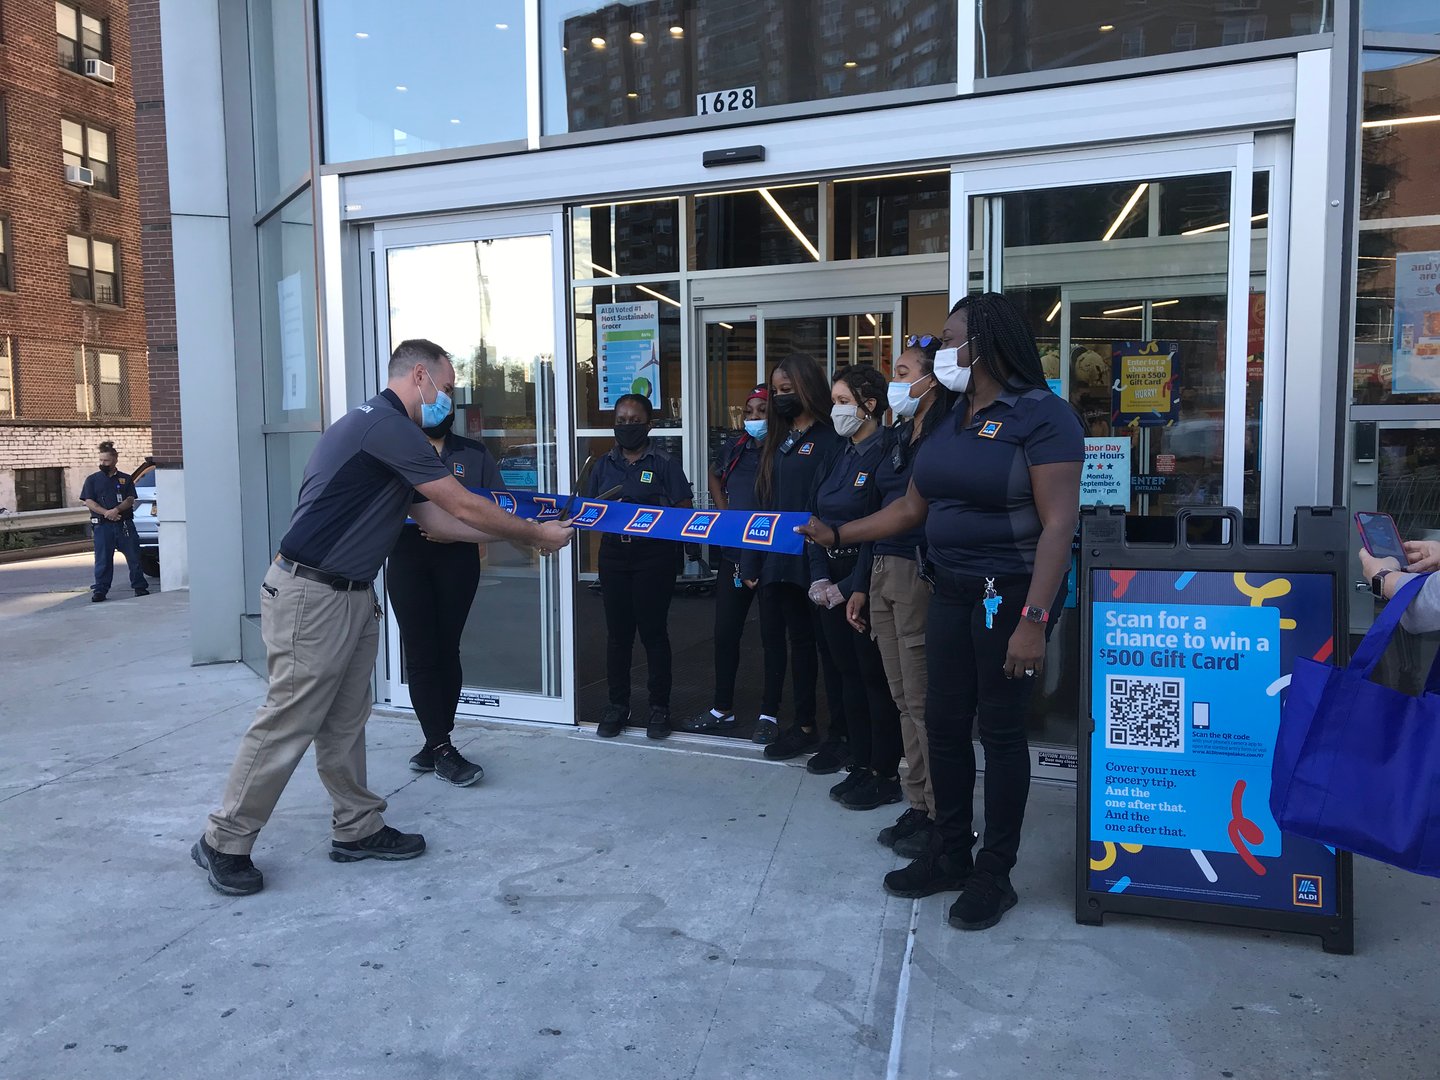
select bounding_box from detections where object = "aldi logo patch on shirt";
[453,463,466,478]
[978,420,1004,439]
[853,471,869,487]
[640,470,654,484]
[798,443,814,456]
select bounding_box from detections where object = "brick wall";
[128,0,179,466]
[0,0,151,471]
[0,422,149,510]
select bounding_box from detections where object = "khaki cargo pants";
[868,555,934,817]
[205,560,387,855]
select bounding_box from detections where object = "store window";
[0,218,11,291]
[1365,1,1440,35]
[15,468,65,512]
[977,1,1331,79]
[573,198,680,280]
[0,336,15,418]
[257,191,318,425]
[62,119,115,195]
[1354,52,1440,406]
[572,280,683,431]
[67,235,120,305]
[318,0,527,164]
[74,347,127,419]
[55,2,107,74]
[541,0,958,136]
[249,0,312,208]
[832,170,949,260]
[692,184,820,270]
[0,93,10,168]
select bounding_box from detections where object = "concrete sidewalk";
[1,568,1438,1079]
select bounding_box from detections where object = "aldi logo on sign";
[681,511,721,540]
[743,513,779,546]
[490,491,518,514]
[623,508,662,535]
[571,502,609,528]
[1292,874,1323,908]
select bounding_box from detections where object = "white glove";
[823,583,845,609]
[808,579,833,606]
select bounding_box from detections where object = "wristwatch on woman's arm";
[1372,568,1395,600]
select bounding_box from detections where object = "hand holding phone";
[1355,511,1407,564]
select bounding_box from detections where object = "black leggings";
[712,556,757,711]
[758,582,817,725]
[600,552,677,708]
[815,601,902,774]
[386,528,481,750]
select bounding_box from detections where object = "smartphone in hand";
[1355,511,1407,563]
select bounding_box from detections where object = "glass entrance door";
[375,215,575,725]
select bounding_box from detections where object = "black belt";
[827,545,862,560]
[274,555,371,591]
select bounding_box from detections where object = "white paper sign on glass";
[277,272,308,412]
[1082,436,1131,507]
[597,300,661,409]
[1393,250,1440,394]
[696,86,757,117]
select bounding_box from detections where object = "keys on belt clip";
[982,577,1003,630]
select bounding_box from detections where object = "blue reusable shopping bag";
[1271,574,1440,877]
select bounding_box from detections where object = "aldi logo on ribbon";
[681,511,721,540]
[490,491,518,514]
[623,508,663,535]
[571,502,609,528]
[532,496,561,520]
[743,513,779,546]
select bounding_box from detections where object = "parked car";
[130,459,160,578]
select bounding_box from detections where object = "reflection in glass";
[707,322,760,473]
[573,198,681,279]
[1354,53,1440,406]
[318,0,526,163]
[573,281,683,428]
[385,233,561,697]
[258,191,318,425]
[249,0,312,207]
[265,431,321,559]
[1364,0,1440,34]
[832,170,950,260]
[693,185,819,269]
[542,0,957,135]
[979,0,1332,79]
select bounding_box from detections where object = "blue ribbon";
[471,489,809,555]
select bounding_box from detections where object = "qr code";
[1105,675,1183,753]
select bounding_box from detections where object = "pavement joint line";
[885,898,922,1080]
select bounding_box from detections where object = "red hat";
[746,385,769,403]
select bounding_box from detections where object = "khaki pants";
[868,555,933,816]
[206,561,387,855]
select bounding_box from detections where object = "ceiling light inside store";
[833,168,948,184]
[627,92,638,99]
[1102,300,1179,316]
[670,26,684,36]
[630,31,646,42]
[585,260,681,309]
[1099,24,1115,32]
[1180,212,1269,237]
[1101,183,1148,242]
[1362,113,1440,128]
[719,322,734,330]
[758,188,821,261]
[865,314,878,327]
[844,61,857,68]
[1045,300,1062,323]
[591,36,607,48]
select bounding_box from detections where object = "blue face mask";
[744,419,767,440]
[421,368,453,430]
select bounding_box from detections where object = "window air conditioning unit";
[64,164,95,187]
[84,59,117,83]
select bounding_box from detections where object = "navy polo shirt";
[739,421,845,588]
[912,388,1083,578]
[807,427,888,590]
[80,469,138,520]
[711,433,761,562]
[405,432,503,545]
[872,417,929,561]
[589,440,693,565]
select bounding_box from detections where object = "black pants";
[386,528,481,750]
[816,600,902,774]
[600,550,677,709]
[758,582,817,726]
[712,556,757,711]
[925,569,1038,871]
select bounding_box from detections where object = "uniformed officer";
[79,440,149,602]
[591,393,694,740]
[804,364,903,808]
[386,393,502,787]
[193,339,572,897]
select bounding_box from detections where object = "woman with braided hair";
[799,292,1082,931]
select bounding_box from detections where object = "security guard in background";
[79,440,149,601]
[590,393,694,740]
[386,393,501,787]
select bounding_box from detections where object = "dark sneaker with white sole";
[877,807,930,849]
[883,849,972,899]
[948,855,1018,930]
[433,745,484,786]
[841,774,903,811]
[191,836,263,896]
[805,740,849,775]
[330,825,426,862]
[409,746,436,772]
[596,704,630,738]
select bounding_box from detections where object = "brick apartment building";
[0,0,149,513]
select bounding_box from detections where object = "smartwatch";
[1022,605,1050,625]
[1371,569,1394,601]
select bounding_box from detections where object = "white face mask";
[831,403,864,438]
[933,345,973,393]
[887,377,930,419]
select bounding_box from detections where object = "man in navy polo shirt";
[79,440,149,601]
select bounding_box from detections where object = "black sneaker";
[646,706,672,740]
[829,766,867,803]
[751,715,779,744]
[433,745,484,787]
[330,825,426,863]
[191,836,263,896]
[883,849,972,899]
[409,746,436,772]
[596,704,630,738]
[892,819,937,859]
[841,774,903,811]
[877,807,930,848]
[685,709,737,733]
[948,854,1018,931]
[805,740,849,775]
[135,587,150,597]
[764,725,818,761]
[91,592,106,603]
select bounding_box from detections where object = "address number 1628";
[696,86,757,116]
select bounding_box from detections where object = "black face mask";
[771,393,802,420]
[99,464,116,475]
[422,410,456,439]
[613,424,650,451]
